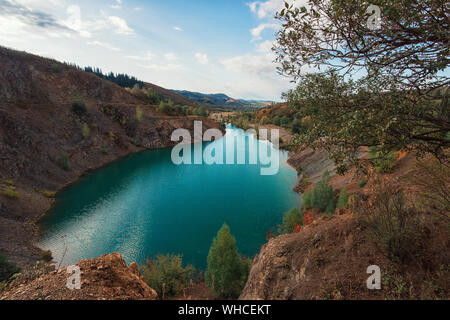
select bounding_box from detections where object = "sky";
[0,0,302,100]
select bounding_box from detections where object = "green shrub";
[282,207,304,233]
[59,152,71,171]
[198,106,208,117]
[369,148,398,173]
[42,190,55,198]
[280,115,290,127]
[146,89,161,104]
[81,123,90,138]
[102,148,109,155]
[336,188,349,209]
[3,180,14,186]
[131,140,142,147]
[142,254,195,299]
[206,224,251,299]
[260,116,269,124]
[291,118,306,134]
[358,179,367,188]
[325,200,335,216]
[303,190,313,209]
[0,253,20,282]
[136,106,144,122]
[158,100,176,115]
[40,250,52,262]
[71,100,87,115]
[50,63,61,73]
[358,180,424,263]
[312,170,334,213]
[3,187,19,199]
[273,116,281,126]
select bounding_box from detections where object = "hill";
[145,83,204,107]
[172,90,273,111]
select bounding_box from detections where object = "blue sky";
[0,0,300,100]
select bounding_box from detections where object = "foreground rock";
[0,253,157,300]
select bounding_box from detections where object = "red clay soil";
[0,253,158,300]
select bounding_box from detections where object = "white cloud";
[250,23,280,40]
[138,63,183,72]
[248,0,308,20]
[0,15,46,42]
[248,2,258,13]
[86,40,121,52]
[173,26,182,32]
[219,51,292,99]
[248,0,285,19]
[164,52,178,61]
[0,3,78,41]
[256,40,274,53]
[222,53,275,75]
[195,53,209,65]
[111,0,123,7]
[107,16,134,35]
[125,51,155,61]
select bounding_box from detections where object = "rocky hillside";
[0,47,223,268]
[240,214,389,300]
[0,253,157,300]
[241,143,449,300]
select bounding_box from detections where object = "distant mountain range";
[172,90,274,111]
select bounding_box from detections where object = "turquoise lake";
[38,125,300,269]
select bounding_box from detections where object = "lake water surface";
[38,125,300,268]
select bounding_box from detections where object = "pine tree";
[205,224,250,299]
[303,190,313,209]
[312,170,334,212]
[325,199,335,216]
[336,188,349,209]
[282,207,303,233]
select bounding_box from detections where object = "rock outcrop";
[0,253,157,300]
[240,214,388,300]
